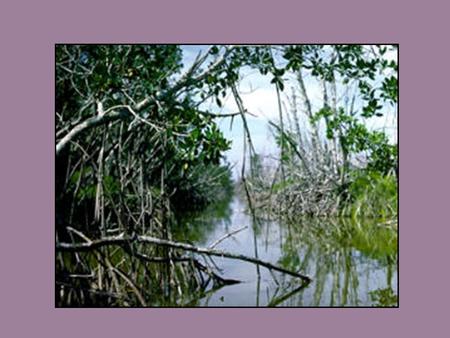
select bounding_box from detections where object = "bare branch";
[56,233,312,283]
[56,98,153,156]
[208,226,247,249]
[170,46,234,95]
[198,109,256,118]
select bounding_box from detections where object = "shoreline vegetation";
[56,45,397,306]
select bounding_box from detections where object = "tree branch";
[198,109,256,118]
[56,98,153,156]
[170,46,234,96]
[56,234,312,283]
[208,226,247,249]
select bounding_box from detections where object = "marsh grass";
[341,171,397,219]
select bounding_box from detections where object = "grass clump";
[341,170,397,219]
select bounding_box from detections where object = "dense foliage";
[56,45,239,306]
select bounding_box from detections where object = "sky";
[181,45,398,177]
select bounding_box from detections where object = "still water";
[173,194,398,307]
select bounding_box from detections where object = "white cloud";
[237,88,279,119]
[383,45,398,62]
[220,70,324,122]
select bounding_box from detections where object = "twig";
[199,110,257,118]
[208,226,247,249]
[110,267,147,306]
[66,226,92,243]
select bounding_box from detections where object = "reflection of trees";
[369,287,398,307]
[167,198,397,307]
[171,190,234,244]
[265,218,397,306]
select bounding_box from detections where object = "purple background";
[0,0,447,336]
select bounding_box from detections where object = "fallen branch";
[120,245,241,285]
[56,234,312,283]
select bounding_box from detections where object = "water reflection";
[172,192,234,244]
[174,195,398,307]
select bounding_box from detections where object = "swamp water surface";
[173,194,398,307]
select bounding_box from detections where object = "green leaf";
[210,46,219,55]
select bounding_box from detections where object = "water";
[173,194,398,307]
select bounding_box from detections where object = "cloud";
[237,88,279,119]
[221,71,324,122]
[383,45,398,62]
